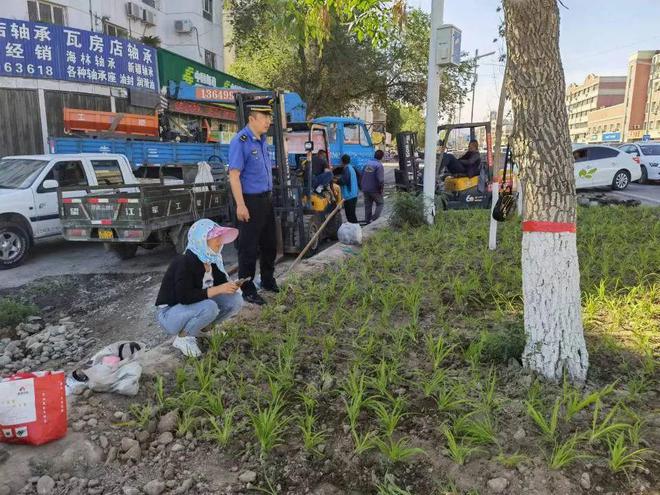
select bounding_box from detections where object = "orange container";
[64,107,159,137]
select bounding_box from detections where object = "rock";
[0,445,9,465]
[113,411,125,420]
[122,487,140,495]
[123,444,141,462]
[71,420,85,432]
[87,418,98,428]
[577,196,591,207]
[0,355,11,367]
[239,471,257,483]
[171,443,184,452]
[36,476,55,495]
[121,437,139,452]
[157,431,173,445]
[88,479,99,488]
[321,375,334,391]
[105,447,117,465]
[580,473,591,490]
[158,410,178,433]
[513,428,526,441]
[136,431,150,443]
[0,484,11,495]
[177,479,193,494]
[143,480,166,495]
[487,477,509,494]
[99,435,109,449]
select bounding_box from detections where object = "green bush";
[389,192,427,228]
[0,298,38,328]
[480,325,526,364]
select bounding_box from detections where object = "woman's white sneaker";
[172,335,201,357]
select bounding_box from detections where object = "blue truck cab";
[311,117,374,173]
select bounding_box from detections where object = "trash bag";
[338,222,362,246]
[73,341,146,396]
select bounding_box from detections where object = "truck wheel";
[302,215,323,257]
[107,243,138,260]
[0,223,30,270]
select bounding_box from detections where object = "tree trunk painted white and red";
[503,0,588,382]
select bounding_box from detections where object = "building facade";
[2,0,225,69]
[566,74,626,143]
[642,52,660,140]
[586,103,624,143]
[622,50,658,142]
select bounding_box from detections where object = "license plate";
[98,228,114,240]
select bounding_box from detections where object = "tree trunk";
[493,58,508,178]
[503,0,588,383]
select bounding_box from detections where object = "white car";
[0,153,137,269]
[572,144,642,191]
[618,142,660,183]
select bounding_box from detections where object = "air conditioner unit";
[143,9,156,26]
[175,19,193,33]
[126,2,141,19]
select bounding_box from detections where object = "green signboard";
[157,48,260,90]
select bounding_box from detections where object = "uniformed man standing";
[228,103,279,305]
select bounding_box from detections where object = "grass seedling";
[207,406,236,447]
[370,397,407,437]
[202,389,225,417]
[175,366,189,393]
[403,282,422,327]
[563,379,615,421]
[454,411,498,446]
[607,432,650,473]
[249,397,291,457]
[589,401,629,445]
[154,375,165,408]
[480,367,499,412]
[193,357,216,392]
[297,411,328,456]
[435,381,469,415]
[375,435,425,463]
[352,429,378,455]
[322,333,337,363]
[127,404,152,429]
[526,397,562,442]
[464,335,485,369]
[375,474,413,495]
[368,358,399,398]
[548,434,590,469]
[416,368,447,398]
[441,425,481,465]
[425,333,455,371]
[176,408,197,436]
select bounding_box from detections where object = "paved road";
[1,167,397,289]
[610,182,660,205]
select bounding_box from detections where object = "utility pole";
[469,49,496,124]
[422,0,444,224]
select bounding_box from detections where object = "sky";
[407,0,660,122]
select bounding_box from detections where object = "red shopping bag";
[0,371,67,445]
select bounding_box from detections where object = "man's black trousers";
[237,193,277,294]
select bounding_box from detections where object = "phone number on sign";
[2,62,54,76]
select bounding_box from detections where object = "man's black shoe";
[243,291,266,306]
[261,279,280,293]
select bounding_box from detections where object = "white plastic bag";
[81,341,146,396]
[338,222,362,246]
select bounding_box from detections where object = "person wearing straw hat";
[155,219,243,357]
[228,101,279,306]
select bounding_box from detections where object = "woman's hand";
[208,282,239,298]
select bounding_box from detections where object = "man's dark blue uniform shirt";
[228,125,272,194]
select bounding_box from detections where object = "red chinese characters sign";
[195,87,240,102]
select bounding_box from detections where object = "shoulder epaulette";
[239,134,248,142]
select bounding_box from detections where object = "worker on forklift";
[335,154,359,223]
[311,149,334,191]
[228,102,280,306]
[440,139,482,177]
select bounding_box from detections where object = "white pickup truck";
[0,153,138,269]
